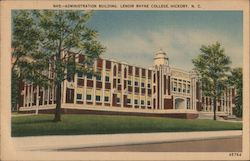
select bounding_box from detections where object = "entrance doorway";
[175,98,185,109]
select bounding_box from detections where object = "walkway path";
[13,130,242,151]
[67,137,242,152]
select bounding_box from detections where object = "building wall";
[18,52,235,116]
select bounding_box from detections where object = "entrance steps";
[198,112,225,120]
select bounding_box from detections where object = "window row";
[76,93,151,106]
[77,94,110,103]
[76,78,153,89]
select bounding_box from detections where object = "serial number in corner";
[229,152,242,157]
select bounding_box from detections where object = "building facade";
[18,50,235,119]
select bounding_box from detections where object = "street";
[65,137,242,152]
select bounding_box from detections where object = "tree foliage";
[12,10,105,121]
[192,42,231,120]
[12,10,47,112]
[228,68,242,117]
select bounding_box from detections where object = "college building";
[17,50,236,119]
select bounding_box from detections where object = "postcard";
[0,0,249,160]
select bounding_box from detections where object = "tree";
[11,70,19,111]
[228,68,242,117]
[192,42,231,120]
[12,10,105,122]
[12,10,45,111]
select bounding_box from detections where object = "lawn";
[12,114,242,137]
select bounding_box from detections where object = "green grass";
[11,114,242,137]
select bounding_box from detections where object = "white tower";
[154,49,169,67]
[153,49,171,110]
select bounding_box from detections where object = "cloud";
[100,28,242,70]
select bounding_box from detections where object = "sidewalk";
[13,130,242,151]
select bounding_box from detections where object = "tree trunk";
[213,97,217,120]
[54,82,62,122]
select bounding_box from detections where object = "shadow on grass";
[12,119,54,125]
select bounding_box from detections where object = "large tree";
[228,68,242,117]
[12,10,105,122]
[12,11,46,112]
[192,42,231,120]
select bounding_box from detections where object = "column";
[42,87,45,106]
[139,68,141,109]
[102,60,106,107]
[74,74,77,105]
[62,80,67,105]
[110,62,114,107]
[131,66,135,108]
[61,52,66,105]
[51,84,54,104]
[230,88,233,115]
[47,65,51,105]
[30,84,33,107]
[192,79,196,110]
[211,99,214,112]
[173,96,175,109]
[23,84,27,107]
[36,86,39,113]
[121,64,124,108]
[161,68,164,110]
[27,84,30,107]
[151,71,154,111]
[155,69,158,110]
[223,91,227,113]
[93,60,97,106]
[132,67,135,109]
[145,69,148,109]
[83,66,87,105]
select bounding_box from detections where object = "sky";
[87,11,243,70]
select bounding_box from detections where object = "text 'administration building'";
[18,50,236,119]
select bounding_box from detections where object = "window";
[87,74,92,80]
[147,101,151,105]
[141,100,145,105]
[187,98,190,109]
[147,83,151,88]
[116,98,120,104]
[96,75,102,81]
[135,81,138,86]
[104,96,109,102]
[187,85,191,93]
[173,87,176,91]
[183,84,186,93]
[134,99,138,105]
[86,94,92,101]
[78,72,83,78]
[178,88,181,92]
[77,79,84,87]
[127,99,131,104]
[96,95,101,102]
[105,76,110,82]
[128,80,132,86]
[118,79,121,84]
[77,94,82,100]
[141,82,145,88]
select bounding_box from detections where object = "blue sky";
[87,11,243,70]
